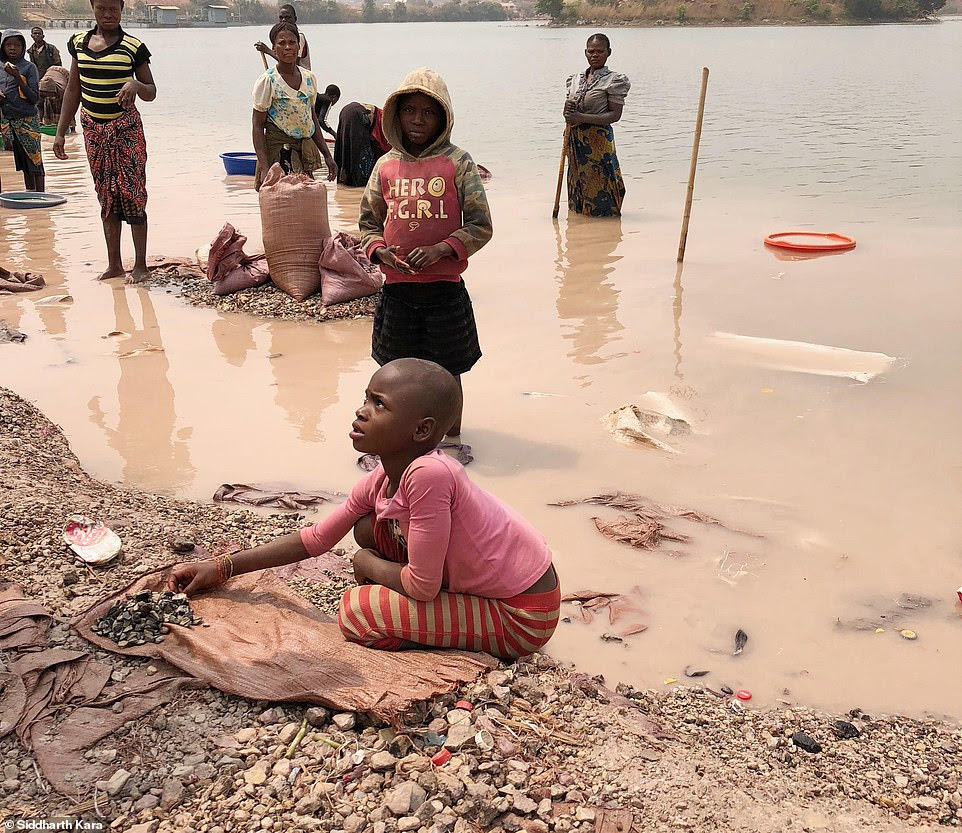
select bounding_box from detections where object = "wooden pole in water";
[552,126,571,219]
[677,67,710,263]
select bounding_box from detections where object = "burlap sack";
[258,163,332,301]
[319,232,383,307]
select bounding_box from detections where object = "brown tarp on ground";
[0,582,200,798]
[73,567,497,725]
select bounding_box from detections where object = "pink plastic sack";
[206,223,271,296]
[259,164,332,301]
[319,232,383,307]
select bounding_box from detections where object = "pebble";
[443,722,475,751]
[384,780,427,815]
[105,768,132,797]
[333,712,357,731]
[305,707,330,727]
[244,761,270,786]
[370,751,400,771]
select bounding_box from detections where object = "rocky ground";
[0,383,959,833]
[142,266,378,323]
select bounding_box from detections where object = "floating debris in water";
[733,628,749,656]
[708,332,901,383]
[895,594,932,610]
[684,665,710,678]
[92,590,201,648]
[601,403,690,453]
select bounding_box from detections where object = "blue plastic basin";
[220,152,258,176]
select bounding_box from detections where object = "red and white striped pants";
[338,583,561,659]
[337,516,560,659]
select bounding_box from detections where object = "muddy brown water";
[2,23,961,720]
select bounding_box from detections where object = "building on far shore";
[146,4,180,25]
[206,4,229,23]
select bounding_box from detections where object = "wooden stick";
[261,51,269,70]
[285,718,308,758]
[677,67,710,263]
[552,125,571,219]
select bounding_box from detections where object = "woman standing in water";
[563,33,630,217]
[251,21,336,190]
[54,0,155,282]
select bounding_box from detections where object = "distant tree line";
[230,0,509,23]
[535,0,944,20]
[0,0,509,26]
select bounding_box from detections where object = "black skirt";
[372,280,482,376]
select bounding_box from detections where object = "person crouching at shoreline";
[53,0,156,283]
[167,358,561,660]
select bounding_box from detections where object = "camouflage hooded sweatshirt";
[359,67,492,284]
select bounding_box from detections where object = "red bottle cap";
[454,700,473,711]
[736,689,752,701]
[432,748,452,766]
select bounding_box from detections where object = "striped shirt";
[68,27,151,123]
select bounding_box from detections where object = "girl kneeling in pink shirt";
[167,358,560,659]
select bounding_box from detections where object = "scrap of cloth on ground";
[0,581,200,798]
[73,568,497,725]
[212,482,343,511]
[0,266,45,293]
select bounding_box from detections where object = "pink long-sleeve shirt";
[299,450,552,602]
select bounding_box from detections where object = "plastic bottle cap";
[431,749,451,767]
[454,700,473,711]
[736,689,752,701]
[899,629,918,640]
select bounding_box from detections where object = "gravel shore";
[142,266,379,324]
[0,385,958,832]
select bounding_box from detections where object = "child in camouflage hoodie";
[359,67,492,438]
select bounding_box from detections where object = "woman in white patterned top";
[251,22,336,190]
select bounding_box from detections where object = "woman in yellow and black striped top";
[66,26,150,123]
[54,0,157,283]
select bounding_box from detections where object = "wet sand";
[0,386,956,829]
[2,22,962,726]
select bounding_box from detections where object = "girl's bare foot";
[97,266,126,280]
[127,265,150,284]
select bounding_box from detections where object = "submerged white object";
[709,332,900,383]
[602,403,691,453]
[63,514,122,565]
